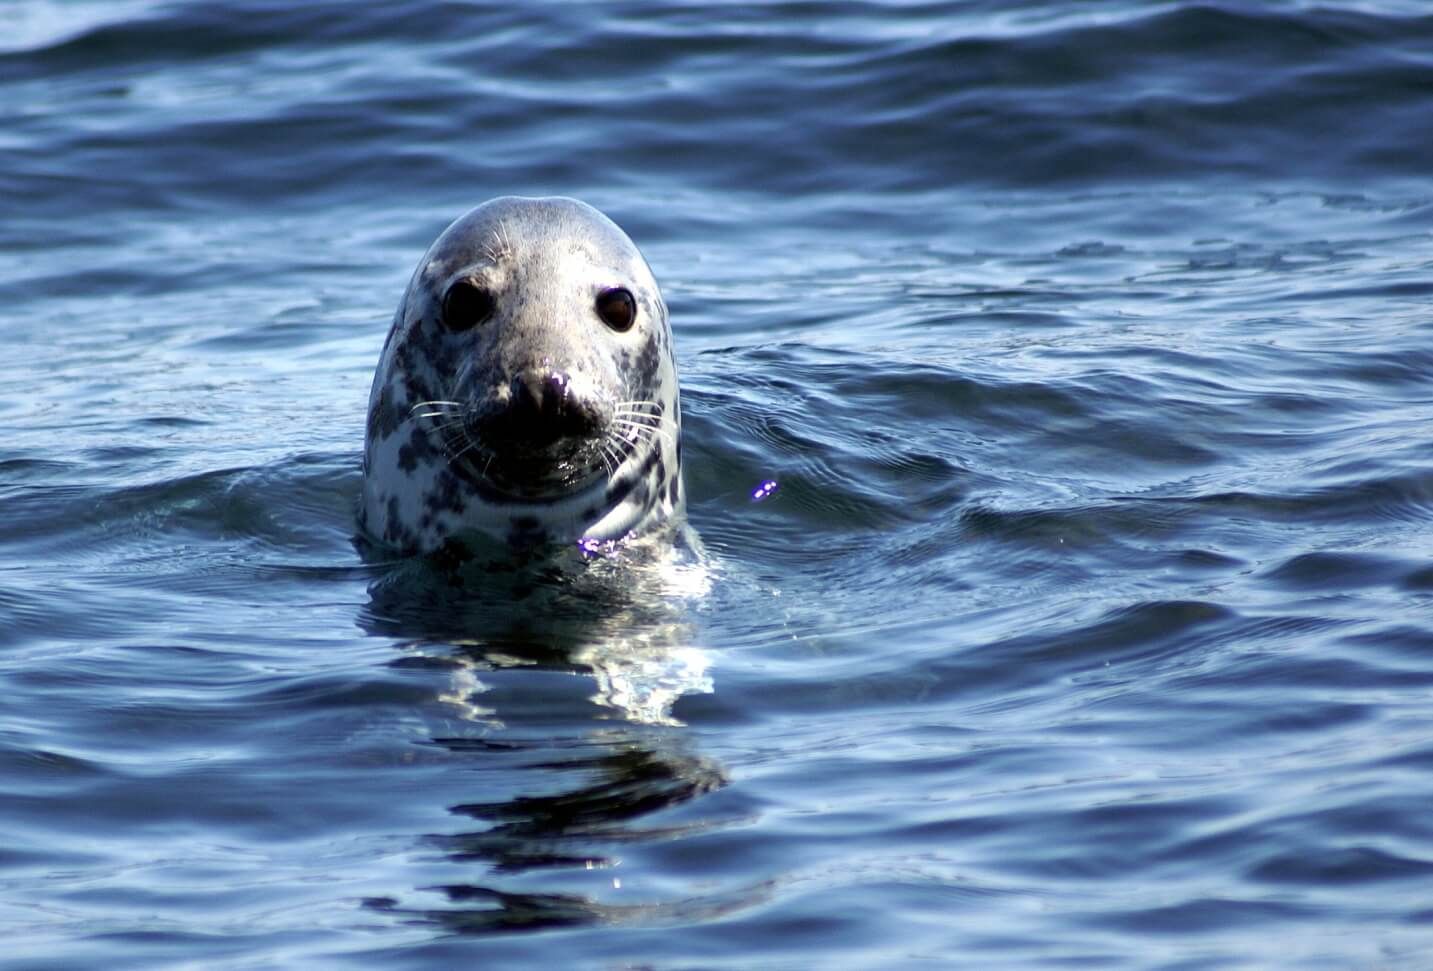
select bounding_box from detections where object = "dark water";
[5,1,1433,966]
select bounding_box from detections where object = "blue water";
[5,1,1433,966]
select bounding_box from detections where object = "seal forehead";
[426,196,646,278]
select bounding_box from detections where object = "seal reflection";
[362,533,713,726]
[359,537,747,934]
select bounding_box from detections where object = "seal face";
[359,196,684,554]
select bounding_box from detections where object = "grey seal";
[359,196,683,555]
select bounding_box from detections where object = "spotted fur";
[360,197,684,555]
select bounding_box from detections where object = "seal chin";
[443,424,611,502]
[483,446,607,499]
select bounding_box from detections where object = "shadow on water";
[356,534,744,935]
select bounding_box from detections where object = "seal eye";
[595,287,637,333]
[442,280,494,332]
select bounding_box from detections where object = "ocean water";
[5,1,1433,966]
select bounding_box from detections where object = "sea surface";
[4,1,1433,967]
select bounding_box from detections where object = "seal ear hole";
[596,287,637,333]
[442,280,495,332]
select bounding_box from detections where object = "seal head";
[360,197,683,554]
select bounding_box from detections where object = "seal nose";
[488,368,598,449]
[509,370,569,427]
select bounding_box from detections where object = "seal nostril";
[540,372,569,419]
[509,373,543,418]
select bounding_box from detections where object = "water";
[4,1,1433,966]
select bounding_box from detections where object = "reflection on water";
[361,530,714,726]
[359,531,730,934]
[576,639,711,728]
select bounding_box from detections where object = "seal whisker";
[612,425,661,450]
[610,412,664,426]
[598,425,642,465]
[409,400,463,414]
[407,401,465,428]
[426,418,469,436]
[614,400,663,413]
[613,417,673,448]
[613,405,665,426]
[608,438,634,473]
[612,412,665,426]
[598,441,620,479]
[442,428,486,468]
